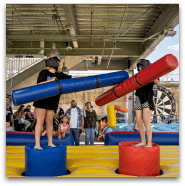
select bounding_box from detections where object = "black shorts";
[134,96,150,110]
[33,95,60,111]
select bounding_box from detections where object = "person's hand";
[58,134,61,140]
[62,133,65,138]
[51,77,56,81]
[81,128,85,133]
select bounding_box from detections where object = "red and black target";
[152,85,176,115]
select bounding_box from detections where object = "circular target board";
[152,85,176,115]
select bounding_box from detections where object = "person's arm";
[10,107,14,129]
[94,111,98,130]
[81,117,84,132]
[14,111,18,119]
[80,109,85,132]
[96,121,99,131]
[57,72,72,80]
[38,77,56,85]
[27,112,33,119]
[10,115,14,129]
[153,78,159,85]
[64,109,70,119]
[83,110,85,117]
[58,124,61,140]
[66,124,70,133]
[36,69,56,85]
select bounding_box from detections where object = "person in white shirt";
[65,100,84,146]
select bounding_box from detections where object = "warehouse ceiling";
[6,4,179,70]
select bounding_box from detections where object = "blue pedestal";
[25,144,67,177]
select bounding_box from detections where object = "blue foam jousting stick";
[11,70,129,105]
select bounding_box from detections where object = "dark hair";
[85,102,93,108]
[18,105,24,112]
[102,117,107,122]
[63,115,68,119]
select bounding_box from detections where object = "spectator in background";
[55,105,64,117]
[84,102,98,145]
[24,105,34,121]
[6,96,14,130]
[58,109,65,124]
[15,105,31,131]
[65,100,84,146]
[6,121,15,131]
[58,106,64,118]
[97,117,107,142]
[58,115,70,139]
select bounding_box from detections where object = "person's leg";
[24,120,31,131]
[70,128,75,145]
[90,128,95,145]
[73,128,81,146]
[85,128,90,145]
[45,110,56,147]
[143,108,153,147]
[34,108,46,149]
[135,109,146,146]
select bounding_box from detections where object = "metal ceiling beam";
[62,4,78,48]
[128,4,179,70]
[7,47,123,51]
[107,5,128,68]
[12,5,35,35]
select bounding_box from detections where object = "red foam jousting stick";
[95,54,178,106]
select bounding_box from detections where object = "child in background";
[97,117,107,142]
[6,121,15,131]
[58,116,70,139]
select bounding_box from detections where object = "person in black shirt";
[33,55,72,149]
[24,105,34,120]
[83,102,98,145]
[134,59,159,147]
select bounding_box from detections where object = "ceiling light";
[61,62,69,74]
[166,30,177,37]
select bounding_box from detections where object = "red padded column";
[119,141,160,176]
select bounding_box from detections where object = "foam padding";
[25,144,67,177]
[95,54,178,106]
[11,71,129,105]
[104,131,179,145]
[6,132,74,146]
[107,105,117,127]
[6,145,179,177]
[119,141,160,176]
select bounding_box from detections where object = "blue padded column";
[25,144,67,177]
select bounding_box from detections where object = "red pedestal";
[119,141,160,176]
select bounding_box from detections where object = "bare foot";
[48,143,56,147]
[146,144,152,147]
[135,142,146,147]
[34,146,43,149]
